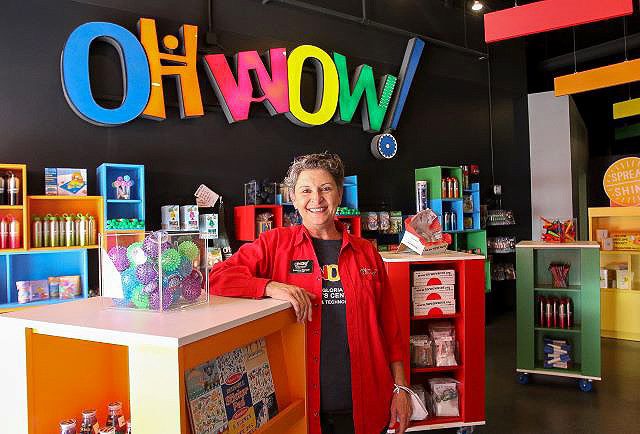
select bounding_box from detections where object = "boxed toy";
[16,281,31,304]
[161,205,180,230]
[412,285,455,303]
[48,276,60,298]
[29,280,50,301]
[611,232,640,251]
[45,168,87,196]
[413,269,455,287]
[180,205,199,231]
[413,298,456,316]
[59,275,81,299]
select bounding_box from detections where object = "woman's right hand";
[265,281,316,323]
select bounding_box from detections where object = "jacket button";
[313,383,318,389]
[314,303,319,308]
[314,411,319,417]
[313,356,319,363]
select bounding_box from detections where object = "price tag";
[194,184,220,208]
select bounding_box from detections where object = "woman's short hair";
[284,152,345,190]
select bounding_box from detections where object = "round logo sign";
[603,157,640,206]
[370,133,398,160]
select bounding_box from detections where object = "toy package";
[410,335,435,368]
[16,281,31,304]
[427,378,460,417]
[59,275,81,299]
[45,168,87,196]
[48,276,60,298]
[180,205,199,231]
[540,217,576,243]
[161,205,180,230]
[400,210,452,255]
[428,321,457,367]
[29,280,50,301]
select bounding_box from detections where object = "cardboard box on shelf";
[45,168,87,196]
[413,269,455,287]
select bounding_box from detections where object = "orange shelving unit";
[234,205,284,241]
[26,195,104,249]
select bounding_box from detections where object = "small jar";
[59,419,77,434]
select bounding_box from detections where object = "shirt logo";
[360,267,378,277]
[321,264,341,282]
[290,260,313,274]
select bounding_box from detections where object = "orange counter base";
[0,297,306,434]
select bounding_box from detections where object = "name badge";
[290,260,313,274]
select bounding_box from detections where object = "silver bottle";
[7,171,20,205]
[0,175,5,205]
[87,215,96,245]
[32,216,43,248]
[43,215,51,247]
[49,215,59,247]
[63,215,75,247]
[77,214,87,246]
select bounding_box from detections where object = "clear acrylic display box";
[100,231,210,311]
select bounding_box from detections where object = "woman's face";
[291,169,343,230]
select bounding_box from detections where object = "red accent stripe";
[484,0,633,43]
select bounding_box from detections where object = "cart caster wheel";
[517,373,530,385]
[457,427,474,434]
[579,379,593,392]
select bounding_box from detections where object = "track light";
[471,1,484,11]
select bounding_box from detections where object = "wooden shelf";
[411,313,460,320]
[0,205,23,210]
[534,284,581,292]
[535,325,581,333]
[601,250,640,255]
[411,365,461,374]
[255,399,305,434]
[28,245,99,252]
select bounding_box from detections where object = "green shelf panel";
[415,166,462,200]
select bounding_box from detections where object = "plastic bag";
[410,335,435,368]
[427,378,460,417]
[428,321,457,367]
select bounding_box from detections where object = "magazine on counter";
[185,338,278,434]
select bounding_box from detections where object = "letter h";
[138,18,204,120]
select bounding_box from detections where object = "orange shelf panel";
[26,196,104,249]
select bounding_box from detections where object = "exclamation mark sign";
[384,38,425,131]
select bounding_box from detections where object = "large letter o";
[61,22,151,126]
[286,45,339,127]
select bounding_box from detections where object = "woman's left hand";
[389,388,412,434]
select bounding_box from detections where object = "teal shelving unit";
[516,241,601,391]
[0,249,89,311]
[97,163,145,230]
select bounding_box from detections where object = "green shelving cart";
[515,241,601,392]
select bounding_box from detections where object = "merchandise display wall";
[0,0,532,245]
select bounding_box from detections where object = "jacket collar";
[294,219,353,251]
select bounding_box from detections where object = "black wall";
[0,0,531,240]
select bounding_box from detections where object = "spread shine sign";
[61,19,424,138]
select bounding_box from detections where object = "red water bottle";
[559,298,567,329]
[545,297,553,328]
[566,297,573,328]
[537,296,546,326]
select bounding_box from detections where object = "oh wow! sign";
[61,19,424,158]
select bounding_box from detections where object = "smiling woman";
[210,152,413,434]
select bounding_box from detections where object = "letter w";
[202,49,289,123]
[333,52,397,133]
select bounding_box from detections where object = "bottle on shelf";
[61,214,75,247]
[0,216,8,249]
[214,197,232,261]
[8,215,20,248]
[87,215,97,245]
[32,215,43,248]
[105,401,126,434]
[48,214,59,247]
[98,427,115,434]
[80,409,98,434]
[0,174,5,205]
[7,171,20,205]
[59,419,77,434]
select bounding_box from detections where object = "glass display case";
[100,231,209,311]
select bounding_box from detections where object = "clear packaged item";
[378,211,390,232]
[100,231,210,311]
[365,212,379,231]
[80,409,99,434]
[105,402,127,434]
[410,384,427,409]
[428,321,457,367]
[410,335,435,367]
[256,212,274,235]
[427,378,460,417]
[60,419,77,434]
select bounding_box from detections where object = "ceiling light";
[471,1,484,11]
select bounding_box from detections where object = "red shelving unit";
[381,251,485,432]
[337,215,361,238]
[234,205,284,241]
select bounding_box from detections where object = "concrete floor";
[463,313,640,434]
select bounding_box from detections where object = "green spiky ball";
[127,241,147,265]
[178,240,199,262]
[161,248,181,273]
[131,284,149,309]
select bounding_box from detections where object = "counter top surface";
[0,296,292,348]
[516,241,600,249]
[380,250,485,262]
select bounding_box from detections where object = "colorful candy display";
[112,175,134,200]
[107,231,206,310]
[541,217,576,243]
